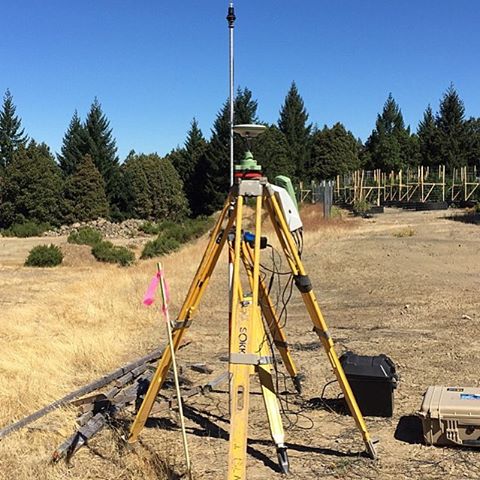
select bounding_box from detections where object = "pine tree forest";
[0,84,479,229]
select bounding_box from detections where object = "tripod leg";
[128,196,236,443]
[254,318,289,474]
[228,195,254,480]
[264,190,377,460]
[241,242,302,392]
[228,294,254,480]
[250,194,289,473]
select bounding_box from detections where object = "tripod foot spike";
[366,439,378,460]
[276,446,289,474]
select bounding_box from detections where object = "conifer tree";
[417,105,439,166]
[252,125,293,181]
[184,118,207,177]
[122,153,188,220]
[62,154,109,223]
[0,141,62,227]
[84,98,121,204]
[363,93,418,171]
[169,118,208,215]
[435,84,468,170]
[0,89,28,169]
[57,110,87,176]
[196,88,258,215]
[167,147,188,182]
[278,81,311,181]
[310,123,361,180]
[465,117,480,166]
[169,119,207,183]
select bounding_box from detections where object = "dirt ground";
[0,207,479,479]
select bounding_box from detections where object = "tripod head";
[233,124,266,179]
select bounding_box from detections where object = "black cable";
[260,245,291,275]
[263,323,315,432]
[238,237,317,432]
[257,241,316,431]
[320,379,337,400]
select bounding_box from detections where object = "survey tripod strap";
[264,187,377,459]
[128,197,235,443]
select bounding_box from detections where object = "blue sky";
[1,1,479,160]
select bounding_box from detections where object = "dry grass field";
[0,206,479,479]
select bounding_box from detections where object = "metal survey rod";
[226,2,236,378]
[227,2,236,187]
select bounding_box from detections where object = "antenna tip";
[227,3,236,26]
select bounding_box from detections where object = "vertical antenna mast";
[227,2,236,186]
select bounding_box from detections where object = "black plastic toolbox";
[340,351,398,417]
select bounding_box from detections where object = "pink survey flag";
[143,272,160,306]
[142,269,170,310]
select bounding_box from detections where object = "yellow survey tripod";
[127,125,377,479]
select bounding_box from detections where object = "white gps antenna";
[233,123,267,151]
[233,124,267,138]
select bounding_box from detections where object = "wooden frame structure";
[451,166,479,203]
[331,165,479,207]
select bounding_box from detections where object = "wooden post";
[353,171,357,203]
[420,165,424,202]
[399,170,402,202]
[452,168,455,202]
[442,165,445,202]
[360,170,365,201]
[377,169,381,206]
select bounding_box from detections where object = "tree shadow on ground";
[446,213,480,225]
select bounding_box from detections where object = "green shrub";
[352,199,372,216]
[330,206,343,219]
[25,244,63,267]
[92,241,135,266]
[139,221,161,235]
[141,236,180,259]
[2,221,51,238]
[184,217,214,239]
[163,223,191,243]
[140,217,213,259]
[67,227,103,246]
